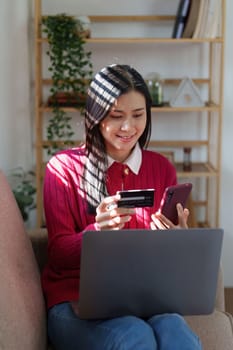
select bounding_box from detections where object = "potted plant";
[42,14,93,155]
[7,168,36,223]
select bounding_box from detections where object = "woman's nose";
[120,120,131,131]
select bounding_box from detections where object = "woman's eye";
[111,114,122,119]
[133,114,143,118]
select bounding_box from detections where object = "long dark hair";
[83,64,152,211]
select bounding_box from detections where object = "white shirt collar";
[107,143,142,175]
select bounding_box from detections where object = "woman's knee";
[104,315,157,350]
[148,313,202,350]
[149,313,186,329]
[48,307,158,350]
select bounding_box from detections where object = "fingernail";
[107,203,117,210]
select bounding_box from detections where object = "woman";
[42,64,202,349]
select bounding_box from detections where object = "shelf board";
[40,140,208,148]
[38,37,223,44]
[149,140,208,148]
[87,37,223,44]
[192,200,208,207]
[38,144,217,178]
[151,102,219,112]
[39,105,80,112]
[39,161,217,180]
[175,162,218,177]
[41,14,175,22]
[39,102,219,113]
[41,140,83,147]
[88,15,175,22]
[197,221,210,228]
[42,78,210,86]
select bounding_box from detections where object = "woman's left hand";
[150,203,190,230]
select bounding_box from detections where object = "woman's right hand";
[95,195,135,230]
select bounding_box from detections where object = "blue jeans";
[48,302,202,350]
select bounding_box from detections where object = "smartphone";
[117,189,155,208]
[159,183,192,225]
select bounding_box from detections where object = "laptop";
[78,228,223,319]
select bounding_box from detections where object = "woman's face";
[99,90,147,162]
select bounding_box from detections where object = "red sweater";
[42,147,177,309]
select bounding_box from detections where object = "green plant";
[8,168,36,222]
[42,14,93,155]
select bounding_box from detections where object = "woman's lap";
[48,302,202,350]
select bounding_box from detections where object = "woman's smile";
[116,133,137,142]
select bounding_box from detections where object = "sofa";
[0,169,233,350]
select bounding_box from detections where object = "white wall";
[220,0,233,287]
[0,0,33,172]
[0,0,232,285]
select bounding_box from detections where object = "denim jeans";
[48,302,202,350]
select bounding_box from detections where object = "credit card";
[117,189,155,208]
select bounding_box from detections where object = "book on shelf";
[196,0,210,38]
[193,0,221,39]
[203,0,221,38]
[172,0,191,38]
[192,0,205,38]
[182,0,201,38]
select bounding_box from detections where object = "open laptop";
[78,228,223,319]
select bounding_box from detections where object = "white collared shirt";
[107,143,142,175]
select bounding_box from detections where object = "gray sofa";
[0,170,233,350]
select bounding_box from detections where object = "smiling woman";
[41,64,201,350]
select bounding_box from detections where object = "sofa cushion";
[185,310,233,350]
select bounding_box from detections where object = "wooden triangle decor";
[170,77,204,107]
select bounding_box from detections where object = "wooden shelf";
[88,15,175,22]
[149,140,208,148]
[39,105,80,113]
[42,78,210,85]
[39,102,219,113]
[175,162,218,177]
[34,0,225,227]
[38,158,217,180]
[151,102,219,112]
[38,37,223,44]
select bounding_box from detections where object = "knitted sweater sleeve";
[43,151,96,271]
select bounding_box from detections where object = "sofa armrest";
[0,170,47,350]
[28,228,48,273]
[215,265,225,311]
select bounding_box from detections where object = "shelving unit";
[34,0,225,228]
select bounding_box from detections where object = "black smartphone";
[159,183,192,225]
[117,189,155,208]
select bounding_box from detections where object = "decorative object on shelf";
[183,147,192,171]
[146,72,164,106]
[76,16,91,38]
[170,77,204,107]
[42,14,93,155]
